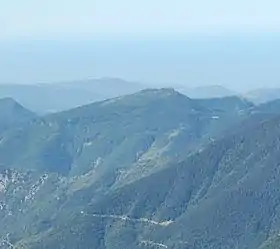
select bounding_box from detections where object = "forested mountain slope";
[1,89,280,248]
[18,113,280,249]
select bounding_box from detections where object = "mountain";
[16,111,280,249]
[244,88,280,104]
[258,235,280,249]
[177,85,237,99]
[0,98,36,132]
[197,96,253,113]
[0,89,252,179]
[3,89,280,249]
[252,99,280,114]
[0,78,146,114]
[57,77,146,97]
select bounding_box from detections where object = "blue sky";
[1,0,280,39]
[0,1,280,89]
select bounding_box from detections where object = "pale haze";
[2,0,280,38]
[0,0,280,91]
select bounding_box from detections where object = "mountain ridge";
[0,97,36,132]
[2,89,280,248]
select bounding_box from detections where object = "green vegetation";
[1,89,280,248]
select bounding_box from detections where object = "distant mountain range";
[178,85,280,105]
[243,88,280,104]
[175,85,237,99]
[0,78,145,114]
[1,78,280,114]
[2,88,280,248]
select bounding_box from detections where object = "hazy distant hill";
[0,78,145,114]
[176,85,237,99]
[244,88,280,104]
[57,78,145,97]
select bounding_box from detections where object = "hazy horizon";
[0,35,280,92]
[1,1,280,91]
[3,2,280,249]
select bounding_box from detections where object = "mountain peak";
[137,87,181,96]
[117,87,193,107]
[0,97,19,105]
[0,97,35,128]
[0,97,27,112]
